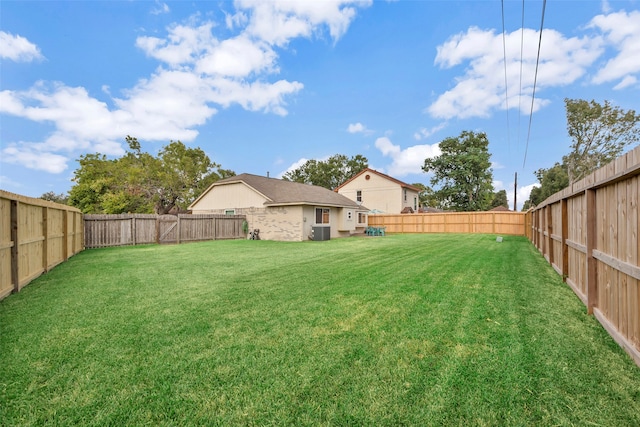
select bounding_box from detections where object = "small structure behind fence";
[84,214,246,248]
[368,211,526,236]
[0,190,83,300]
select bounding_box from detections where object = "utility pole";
[513,172,518,211]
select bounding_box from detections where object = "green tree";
[283,154,368,190]
[40,191,69,205]
[68,153,117,214]
[422,131,494,211]
[68,136,232,214]
[490,190,508,209]
[522,162,569,209]
[563,99,640,183]
[411,183,439,208]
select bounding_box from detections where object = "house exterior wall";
[338,173,421,213]
[190,182,267,211]
[191,206,305,241]
[401,188,420,212]
[303,206,359,239]
[337,173,401,213]
[248,206,305,241]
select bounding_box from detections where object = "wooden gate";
[157,215,178,244]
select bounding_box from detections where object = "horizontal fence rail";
[84,214,247,248]
[0,190,83,300]
[368,211,526,236]
[527,145,640,367]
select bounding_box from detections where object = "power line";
[517,0,525,149]
[501,0,511,154]
[522,0,547,168]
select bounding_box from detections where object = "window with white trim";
[315,208,330,224]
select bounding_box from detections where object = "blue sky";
[1,0,639,209]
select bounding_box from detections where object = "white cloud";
[512,183,537,211]
[374,136,441,177]
[613,75,638,90]
[151,1,170,15]
[0,31,44,62]
[2,143,69,174]
[347,122,372,134]
[196,36,278,77]
[237,0,371,46]
[414,122,447,140]
[428,26,603,120]
[225,11,248,30]
[136,22,215,67]
[589,10,640,89]
[278,157,310,178]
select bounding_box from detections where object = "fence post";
[586,189,598,314]
[547,204,554,267]
[63,210,69,261]
[561,198,568,281]
[10,200,19,293]
[42,206,49,272]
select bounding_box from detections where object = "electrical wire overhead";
[523,0,547,168]
[501,0,511,154]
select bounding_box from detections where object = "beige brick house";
[189,173,369,241]
[335,168,421,214]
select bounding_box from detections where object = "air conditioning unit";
[311,226,330,241]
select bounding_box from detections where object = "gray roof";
[213,173,364,208]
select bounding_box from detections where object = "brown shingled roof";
[211,173,363,208]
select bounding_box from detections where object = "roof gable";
[334,168,421,192]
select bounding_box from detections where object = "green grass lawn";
[1,234,639,426]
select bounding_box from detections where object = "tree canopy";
[490,190,509,209]
[282,154,368,190]
[522,162,569,210]
[422,131,494,211]
[563,99,640,183]
[68,136,233,214]
[40,191,69,205]
[411,183,438,209]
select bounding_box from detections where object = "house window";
[225,209,236,215]
[404,189,407,201]
[315,208,330,224]
[347,211,353,220]
[358,213,367,224]
[414,197,417,211]
[356,190,362,203]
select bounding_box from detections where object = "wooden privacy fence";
[527,145,640,367]
[0,190,83,300]
[368,211,526,236]
[84,214,247,248]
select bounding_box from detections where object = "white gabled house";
[335,168,421,214]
